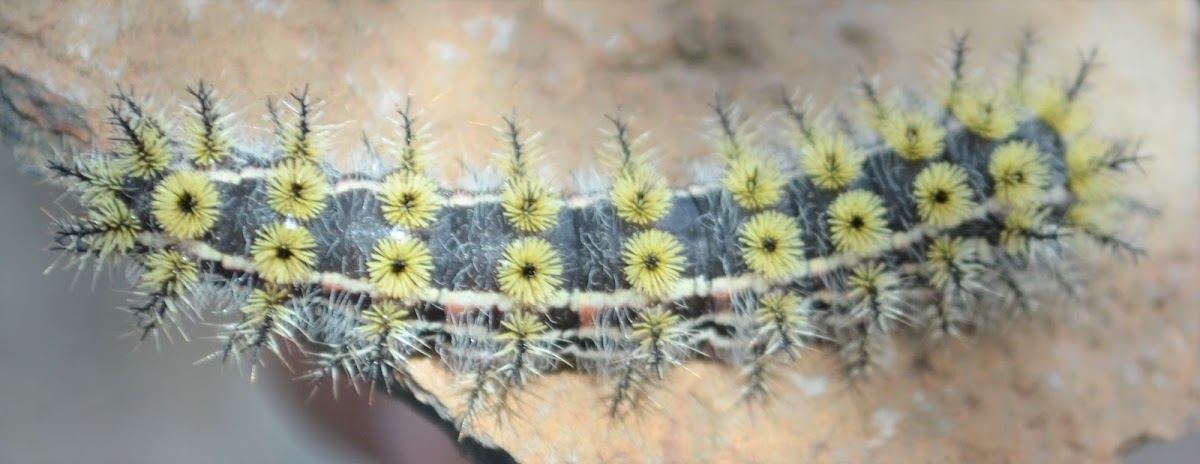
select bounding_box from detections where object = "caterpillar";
[29,32,1145,446]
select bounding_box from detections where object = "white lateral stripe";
[196,164,734,209]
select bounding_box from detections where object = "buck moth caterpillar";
[29,33,1148,439]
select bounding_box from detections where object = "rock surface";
[1,1,1197,463]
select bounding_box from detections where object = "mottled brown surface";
[2,1,1197,463]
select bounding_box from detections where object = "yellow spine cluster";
[223,283,300,382]
[84,197,143,259]
[596,116,694,413]
[629,307,690,380]
[604,119,671,227]
[827,189,891,256]
[182,82,234,167]
[140,249,200,297]
[738,211,804,281]
[369,102,443,306]
[711,102,807,282]
[1023,48,1098,139]
[466,116,569,426]
[603,116,688,302]
[951,88,1019,141]
[710,101,786,210]
[493,311,553,386]
[66,157,127,206]
[846,262,904,331]
[879,111,946,161]
[252,89,337,288]
[497,236,564,307]
[151,171,222,239]
[785,95,866,193]
[925,236,979,293]
[378,172,442,230]
[622,229,686,299]
[1065,137,1118,204]
[264,160,331,221]
[269,87,327,163]
[367,237,434,300]
[989,141,1050,209]
[999,206,1052,256]
[752,291,811,359]
[109,101,172,180]
[912,162,977,229]
[492,115,564,308]
[250,221,318,285]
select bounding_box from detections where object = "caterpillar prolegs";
[34,34,1145,433]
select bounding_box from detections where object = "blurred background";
[1,1,1197,463]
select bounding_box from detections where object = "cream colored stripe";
[194,164,745,209]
